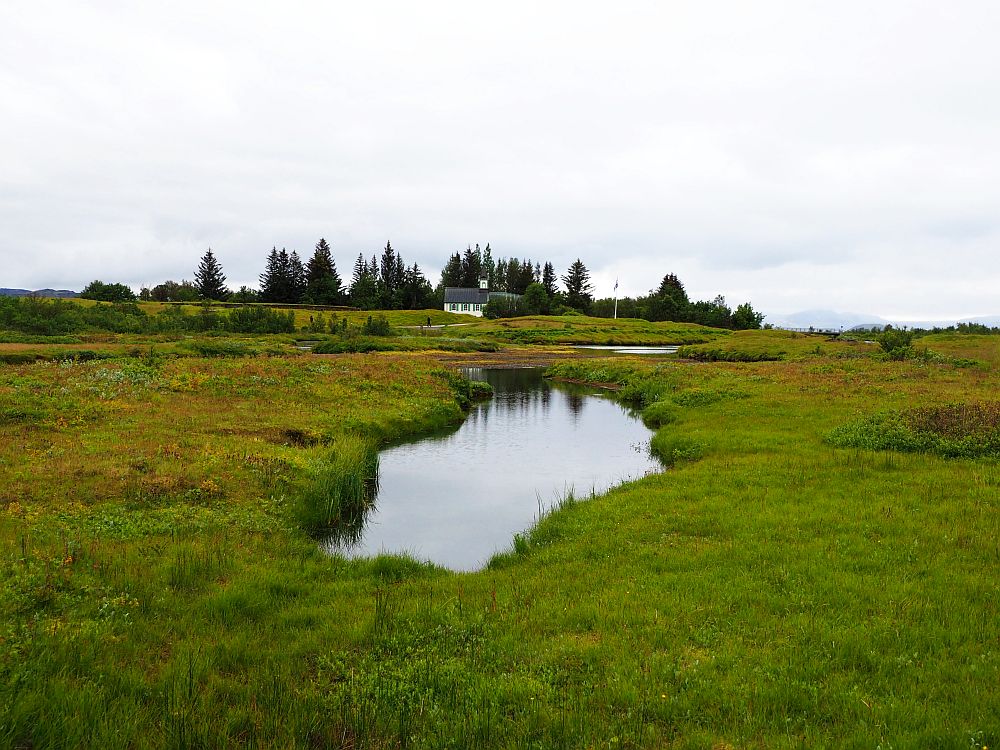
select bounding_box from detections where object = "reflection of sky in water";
[325,368,661,571]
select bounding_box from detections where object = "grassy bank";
[447,314,727,346]
[2,341,999,747]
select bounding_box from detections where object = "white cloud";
[1,0,998,318]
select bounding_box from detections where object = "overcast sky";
[2,1,998,319]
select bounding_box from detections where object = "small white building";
[443,275,521,317]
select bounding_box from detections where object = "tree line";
[78,240,763,328]
[589,273,764,329]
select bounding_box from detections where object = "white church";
[443,274,521,317]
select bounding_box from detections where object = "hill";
[0,288,79,298]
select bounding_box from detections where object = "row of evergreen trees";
[88,240,761,328]
[136,241,590,312]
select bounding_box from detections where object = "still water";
[325,368,662,571]
[571,345,679,355]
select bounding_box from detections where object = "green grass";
[447,314,729,345]
[677,328,874,361]
[1,343,999,747]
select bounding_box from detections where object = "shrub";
[226,306,296,334]
[80,280,137,302]
[878,327,914,360]
[182,340,258,358]
[828,402,1000,458]
[362,314,393,336]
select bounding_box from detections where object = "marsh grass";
[3,345,1000,747]
[829,401,1000,458]
[677,329,871,362]
[294,440,380,536]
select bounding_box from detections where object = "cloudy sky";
[2,1,998,320]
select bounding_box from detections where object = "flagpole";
[613,278,618,320]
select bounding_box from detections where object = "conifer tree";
[259,247,281,302]
[376,242,405,308]
[646,272,691,322]
[495,258,508,291]
[562,259,594,313]
[194,248,229,300]
[440,253,463,287]
[400,263,433,309]
[461,245,482,287]
[305,238,343,305]
[288,251,307,303]
[542,262,558,298]
[350,253,379,309]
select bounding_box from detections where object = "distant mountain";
[0,288,79,298]
[766,309,890,331]
[768,309,1000,331]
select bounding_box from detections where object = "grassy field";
[676,328,874,361]
[1,332,999,747]
[445,314,726,346]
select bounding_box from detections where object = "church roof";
[444,287,490,304]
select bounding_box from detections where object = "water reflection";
[324,367,661,571]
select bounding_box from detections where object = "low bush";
[878,327,914,360]
[181,340,259,358]
[828,401,1000,458]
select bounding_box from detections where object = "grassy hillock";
[677,328,874,361]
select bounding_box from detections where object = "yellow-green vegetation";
[448,314,726,345]
[917,333,1000,368]
[2,335,999,747]
[677,327,874,361]
[141,303,470,330]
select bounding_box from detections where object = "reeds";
[295,437,380,536]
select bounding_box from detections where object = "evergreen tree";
[288,251,307,303]
[440,253,463,287]
[350,253,379,309]
[513,258,536,294]
[194,248,228,300]
[306,238,334,282]
[494,259,508,291]
[259,247,281,302]
[400,263,433,309]
[377,242,404,308]
[646,272,691,322]
[562,259,594,312]
[542,262,558,297]
[305,238,343,305]
[461,245,482,287]
[505,258,521,293]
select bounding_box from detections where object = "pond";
[571,345,679,355]
[324,368,662,571]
